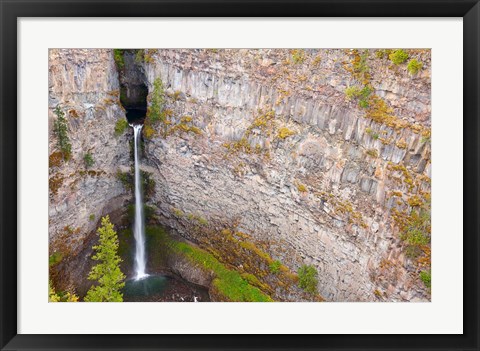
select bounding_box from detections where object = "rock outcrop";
[138,49,431,301]
[48,49,131,293]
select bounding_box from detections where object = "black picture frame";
[1,1,478,350]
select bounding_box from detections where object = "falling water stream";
[132,124,148,280]
[123,122,209,301]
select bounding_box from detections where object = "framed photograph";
[1,0,478,350]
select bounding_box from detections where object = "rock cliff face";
[139,49,431,301]
[48,49,131,293]
[48,49,431,302]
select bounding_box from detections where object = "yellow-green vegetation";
[312,54,322,66]
[291,49,306,64]
[296,183,308,193]
[365,96,399,127]
[389,190,403,198]
[144,79,202,139]
[352,51,370,82]
[49,252,63,267]
[233,161,247,176]
[84,216,126,302]
[392,194,431,281]
[407,195,423,207]
[172,208,184,218]
[407,59,423,75]
[298,264,318,294]
[344,50,371,84]
[142,77,166,138]
[364,95,428,135]
[269,260,282,274]
[344,50,428,136]
[365,127,379,140]
[49,280,79,302]
[143,124,155,139]
[277,127,295,140]
[396,139,407,149]
[419,270,431,289]
[389,49,409,65]
[134,49,145,64]
[316,191,368,228]
[147,226,273,302]
[89,214,95,222]
[197,216,208,226]
[113,49,125,69]
[134,49,155,64]
[223,110,276,156]
[345,85,372,108]
[116,170,132,191]
[114,119,129,136]
[275,89,291,106]
[366,148,378,158]
[345,86,362,100]
[396,202,430,247]
[375,49,393,59]
[168,116,202,136]
[387,163,416,192]
[53,106,72,161]
[184,212,209,226]
[172,90,182,102]
[241,272,271,292]
[223,137,255,155]
[133,49,157,64]
[181,222,323,301]
[83,152,94,168]
[147,78,165,124]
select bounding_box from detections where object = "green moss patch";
[145,226,273,302]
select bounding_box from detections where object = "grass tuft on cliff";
[146,226,273,302]
[114,119,129,136]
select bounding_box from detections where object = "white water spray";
[132,124,148,280]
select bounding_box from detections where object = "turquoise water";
[123,275,169,298]
[122,274,210,302]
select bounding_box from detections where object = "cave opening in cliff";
[115,49,148,124]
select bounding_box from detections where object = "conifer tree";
[84,216,125,302]
[49,280,79,302]
[53,106,72,160]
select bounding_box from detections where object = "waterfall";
[132,124,148,280]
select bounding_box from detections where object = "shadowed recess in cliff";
[114,49,148,123]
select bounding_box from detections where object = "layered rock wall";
[48,49,131,292]
[139,49,431,301]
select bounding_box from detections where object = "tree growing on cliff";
[148,77,165,124]
[49,280,79,302]
[53,106,72,161]
[84,216,126,302]
[298,264,318,294]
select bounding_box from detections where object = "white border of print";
[18,18,462,334]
